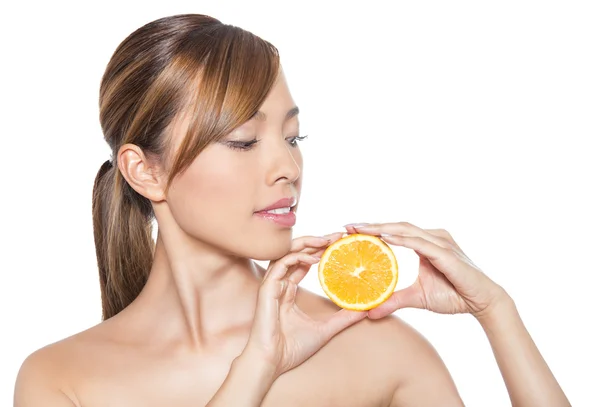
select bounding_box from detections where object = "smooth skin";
[14,71,569,406]
[347,222,571,406]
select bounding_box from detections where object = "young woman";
[14,13,570,407]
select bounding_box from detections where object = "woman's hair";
[92,14,280,320]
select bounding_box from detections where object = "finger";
[355,222,452,249]
[254,282,281,334]
[287,261,313,285]
[289,232,345,257]
[343,223,374,235]
[289,236,330,253]
[426,228,465,254]
[257,253,319,326]
[367,285,423,319]
[288,243,330,284]
[285,248,326,274]
[264,252,321,283]
[320,231,344,242]
[280,278,298,306]
[319,309,368,341]
[379,234,464,281]
[299,233,345,255]
[308,247,327,258]
[290,232,343,254]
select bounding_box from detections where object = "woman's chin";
[248,237,293,261]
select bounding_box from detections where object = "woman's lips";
[254,209,296,227]
[254,195,298,227]
[256,196,297,212]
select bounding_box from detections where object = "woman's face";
[164,72,304,260]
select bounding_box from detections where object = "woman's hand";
[344,222,510,320]
[243,233,367,378]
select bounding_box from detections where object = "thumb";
[252,277,285,338]
[367,284,424,319]
[320,309,367,341]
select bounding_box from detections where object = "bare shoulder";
[15,340,77,406]
[14,325,105,407]
[298,286,441,360]
[297,288,464,406]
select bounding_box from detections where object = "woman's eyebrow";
[252,106,299,122]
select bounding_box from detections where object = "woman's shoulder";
[297,286,437,354]
[295,288,462,404]
[14,323,109,406]
[20,320,114,365]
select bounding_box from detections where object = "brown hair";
[92,14,280,320]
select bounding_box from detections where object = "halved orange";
[318,234,398,311]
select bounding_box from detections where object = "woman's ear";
[116,143,167,202]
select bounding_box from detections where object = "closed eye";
[224,135,307,152]
[226,139,259,151]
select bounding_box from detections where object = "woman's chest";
[72,356,389,407]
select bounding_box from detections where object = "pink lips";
[257,197,297,212]
[254,197,297,227]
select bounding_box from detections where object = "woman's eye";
[226,139,259,151]
[224,135,307,151]
[287,135,308,147]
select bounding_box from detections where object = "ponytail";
[92,160,154,320]
[92,14,281,319]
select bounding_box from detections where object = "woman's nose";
[265,139,301,185]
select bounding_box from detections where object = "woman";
[14,14,570,406]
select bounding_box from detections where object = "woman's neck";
[121,230,265,352]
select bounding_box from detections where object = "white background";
[1,1,599,406]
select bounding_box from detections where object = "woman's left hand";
[344,222,511,320]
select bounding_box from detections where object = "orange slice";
[318,234,398,311]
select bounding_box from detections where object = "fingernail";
[354,224,375,229]
[311,255,322,261]
[343,223,369,228]
[317,236,331,242]
[379,233,393,237]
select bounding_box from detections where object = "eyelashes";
[226,135,308,152]
[288,134,308,147]
[227,139,259,151]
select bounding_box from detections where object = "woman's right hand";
[243,234,367,378]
